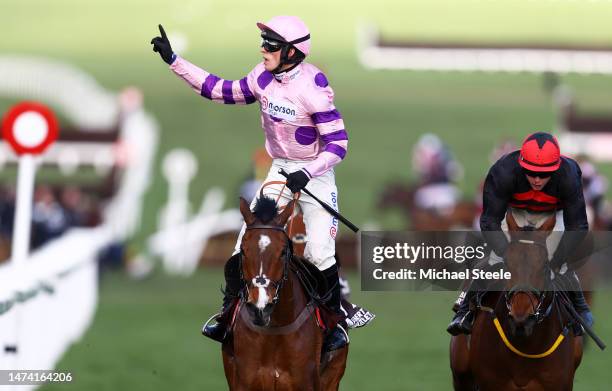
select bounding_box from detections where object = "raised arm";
[151,24,257,105]
[169,57,257,105]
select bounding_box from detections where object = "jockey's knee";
[304,245,335,270]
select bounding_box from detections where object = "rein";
[479,304,567,359]
[258,181,301,239]
[239,302,317,335]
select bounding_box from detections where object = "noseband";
[239,224,294,308]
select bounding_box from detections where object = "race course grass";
[42,270,612,391]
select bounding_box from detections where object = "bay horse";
[222,197,348,391]
[450,212,583,390]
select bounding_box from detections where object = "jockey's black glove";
[285,170,310,193]
[151,24,175,65]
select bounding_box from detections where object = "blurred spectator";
[0,182,106,256]
[31,185,70,249]
[60,186,88,227]
[0,187,15,239]
[0,187,15,262]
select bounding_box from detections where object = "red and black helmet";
[518,132,561,172]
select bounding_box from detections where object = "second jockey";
[447,132,593,336]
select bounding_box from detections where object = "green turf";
[41,269,612,390]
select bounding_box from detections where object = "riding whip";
[278,169,359,232]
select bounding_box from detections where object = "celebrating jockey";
[151,16,373,351]
[447,132,593,336]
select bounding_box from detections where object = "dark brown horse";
[450,213,583,390]
[222,197,347,391]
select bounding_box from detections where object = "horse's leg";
[449,335,476,391]
[319,345,349,391]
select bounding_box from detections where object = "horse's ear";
[506,211,520,232]
[239,197,256,226]
[274,200,295,227]
[538,214,556,233]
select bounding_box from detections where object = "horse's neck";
[269,270,308,327]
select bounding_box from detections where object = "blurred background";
[1,0,612,389]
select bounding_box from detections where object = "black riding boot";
[202,253,243,343]
[322,264,349,352]
[447,289,476,336]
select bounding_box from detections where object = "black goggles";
[261,38,285,52]
[523,169,553,178]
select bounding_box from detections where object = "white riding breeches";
[489,208,564,264]
[233,159,339,271]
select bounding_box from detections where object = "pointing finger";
[158,24,168,40]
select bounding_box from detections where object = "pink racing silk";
[170,56,348,177]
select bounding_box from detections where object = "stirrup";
[201,312,221,333]
[201,311,231,343]
[447,311,474,336]
[324,324,350,352]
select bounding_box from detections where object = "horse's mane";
[252,196,278,224]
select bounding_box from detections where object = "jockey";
[575,155,608,221]
[447,132,593,336]
[411,133,462,213]
[412,133,462,186]
[151,16,372,351]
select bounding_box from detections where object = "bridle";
[239,224,294,309]
[479,230,573,359]
[503,238,555,325]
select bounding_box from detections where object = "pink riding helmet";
[257,16,311,56]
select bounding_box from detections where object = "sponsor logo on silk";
[261,96,297,122]
[330,191,338,238]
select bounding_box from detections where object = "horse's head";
[503,211,555,337]
[239,196,295,326]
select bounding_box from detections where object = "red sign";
[2,101,58,155]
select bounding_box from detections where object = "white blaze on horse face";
[258,234,271,253]
[252,267,271,310]
[252,235,272,309]
[256,287,269,310]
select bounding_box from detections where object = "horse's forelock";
[252,196,279,224]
